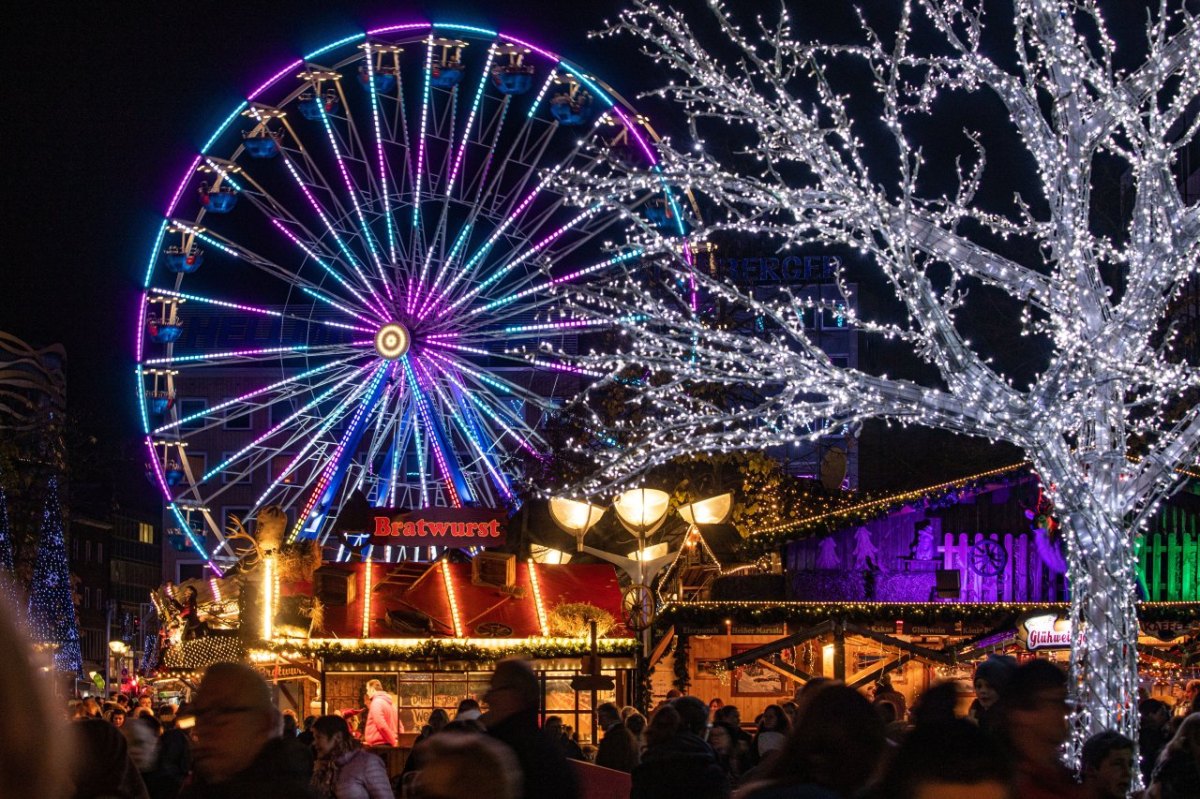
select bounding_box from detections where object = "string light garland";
[260,637,638,662]
[552,0,1200,761]
[160,635,246,672]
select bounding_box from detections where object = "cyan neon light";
[471,249,642,314]
[499,34,558,63]
[447,205,600,313]
[558,62,613,107]
[271,219,388,320]
[143,221,169,287]
[527,68,559,119]
[168,502,221,575]
[315,99,395,302]
[363,42,398,264]
[448,46,496,190]
[305,32,367,61]
[431,359,542,460]
[429,172,559,315]
[291,361,391,541]
[201,362,372,482]
[422,348,514,395]
[412,36,435,234]
[278,152,382,307]
[367,22,431,36]
[434,22,497,37]
[136,365,150,435]
[156,357,358,435]
[300,286,379,326]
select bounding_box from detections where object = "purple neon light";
[470,249,641,315]
[271,218,389,321]
[247,58,305,101]
[314,99,395,302]
[444,205,599,314]
[403,357,462,507]
[277,154,388,314]
[166,155,202,216]
[144,344,312,366]
[415,358,512,500]
[289,361,392,540]
[610,106,658,165]
[409,35,435,269]
[497,34,557,62]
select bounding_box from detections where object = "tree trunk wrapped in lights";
[555,0,1199,756]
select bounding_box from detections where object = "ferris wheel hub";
[374,322,411,359]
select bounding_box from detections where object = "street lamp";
[550,488,733,629]
[548,497,606,551]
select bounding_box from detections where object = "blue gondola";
[298,93,339,120]
[148,393,174,416]
[492,66,534,95]
[242,135,279,158]
[149,321,183,344]
[164,466,185,486]
[358,66,397,93]
[200,188,238,213]
[551,94,594,126]
[431,64,464,89]
[165,247,203,273]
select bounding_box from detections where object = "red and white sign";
[1017,613,1072,650]
[368,507,507,546]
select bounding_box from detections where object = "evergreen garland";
[672,633,690,693]
[655,601,1200,630]
[263,637,638,663]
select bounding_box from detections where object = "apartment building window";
[138,523,154,545]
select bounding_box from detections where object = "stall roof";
[293,560,629,640]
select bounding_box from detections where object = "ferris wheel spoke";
[404,356,470,507]
[311,100,396,304]
[145,341,370,369]
[149,288,375,335]
[431,357,549,456]
[362,41,401,264]
[168,220,380,321]
[195,360,378,482]
[151,354,365,435]
[420,361,514,502]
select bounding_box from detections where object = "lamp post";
[550,489,733,705]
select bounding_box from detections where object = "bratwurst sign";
[369,507,507,547]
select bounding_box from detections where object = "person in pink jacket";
[363,679,401,747]
[311,715,393,799]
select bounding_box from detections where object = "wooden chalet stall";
[253,556,637,747]
[648,467,1200,716]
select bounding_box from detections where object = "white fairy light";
[559,0,1200,770]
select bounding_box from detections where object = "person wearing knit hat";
[969,654,1018,731]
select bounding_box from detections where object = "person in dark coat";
[1150,713,1200,799]
[631,697,730,799]
[595,701,639,772]
[71,718,150,799]
[178,661,316,799]
[482,658,579,799]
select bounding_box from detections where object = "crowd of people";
[4,597,1200,799]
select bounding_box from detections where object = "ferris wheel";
[135,21,691,573]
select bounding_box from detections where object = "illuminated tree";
[27,476,82,673]
[561,0,1200,753]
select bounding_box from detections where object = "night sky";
[4,0,640,451]
[4,1,1166,496]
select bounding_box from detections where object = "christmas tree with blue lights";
[27,476,82,673]
[0,475,17,610]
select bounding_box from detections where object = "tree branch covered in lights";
[556,0,1200,758]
